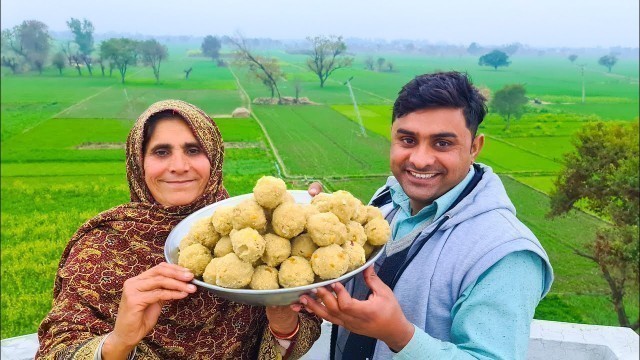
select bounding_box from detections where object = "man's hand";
[103,262,196,359]
[307,182,323,197]
[299,266,415,352]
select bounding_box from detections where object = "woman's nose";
[169,153,190,173]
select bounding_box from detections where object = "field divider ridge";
[485,134,563,164]
[286,62,394,104]
[228,66,290,178]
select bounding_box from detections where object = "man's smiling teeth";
[409,171,436,179]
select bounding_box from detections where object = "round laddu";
[230,227,266,263]
[213,235,233,258]
[302,204,320,222]
[345,220,367,246]
[184,216,220,250]
[310,192,332,212]
[178,243,213,277]
[250,265,280,290]
[342,241,366,272]
[330,190,358,223]
[262,233,292,267]
[363,242,375,258]
[178,234,197,251]
[365,218,391,246]
[211,205,234,235]
[352,201,368,225]
[215,253,254,289]
[202,257,222,285]
[232,198,267,231]
[310,244,350,280]
[282,191,295,204]
[271,202,306,239]
[253,176,287,209]
[278,256,315,288]
[365,205,384,222]
[290,233,318,260]
[306,212,347,246]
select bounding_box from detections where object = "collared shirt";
[385,167,545,359]
[389,166,476,240]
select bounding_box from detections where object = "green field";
[1,46,638,339]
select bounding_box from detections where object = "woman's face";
[143,117,211,206]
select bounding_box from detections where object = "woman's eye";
[155,149,169,157]
[187,147,202,155]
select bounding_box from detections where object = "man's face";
[390,108,484,214]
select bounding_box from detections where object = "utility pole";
[343,76,366,137]
[578,64,586,104]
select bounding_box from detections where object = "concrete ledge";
[2,320,638,360]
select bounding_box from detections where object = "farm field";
[1,46,638,339]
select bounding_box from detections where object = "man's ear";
[470,134,485,163]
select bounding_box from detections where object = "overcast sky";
[2,0,638,48]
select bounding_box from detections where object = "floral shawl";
[36,100,320,359]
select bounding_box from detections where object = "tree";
[62,41,83,75]
[139,39,168,83]
[184,67,193,80]
[376,57,385,72]
[490,84,528,130]
[1,29,24,73]
[364,56,374,71]
[549,121,639,330]
[467,42,483,55]
[67,18,95,75]
[230,34,284,103]
[568,54,578,63]
[386,61,394,72]
[52,51,66,75]
[201,35,221,61]
[306,35,353,87]
[100,38,138,84]
[2,20,51,74]
[598,54,617,73]
[478,50,510,70]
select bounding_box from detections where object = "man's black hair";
[392,71,487,137]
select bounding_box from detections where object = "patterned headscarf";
[126,99,228,212]
[37,100,320,359]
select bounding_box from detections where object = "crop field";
[1,45,638,339]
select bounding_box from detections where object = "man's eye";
[401,137,415,145]
[435,140,451,147]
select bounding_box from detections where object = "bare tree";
[184,67,193,79]
[230,34,284,103]
[306,35,353,87]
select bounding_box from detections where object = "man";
[299,72,553,359]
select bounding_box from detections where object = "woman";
[36,100,321,359]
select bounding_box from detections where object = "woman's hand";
[266,305,300,335]
[103,262,196,359]
[299,266,414,352]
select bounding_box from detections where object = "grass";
[253,105,390,176]
[1,47,638,339]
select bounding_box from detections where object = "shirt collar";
[390,166,476,219]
